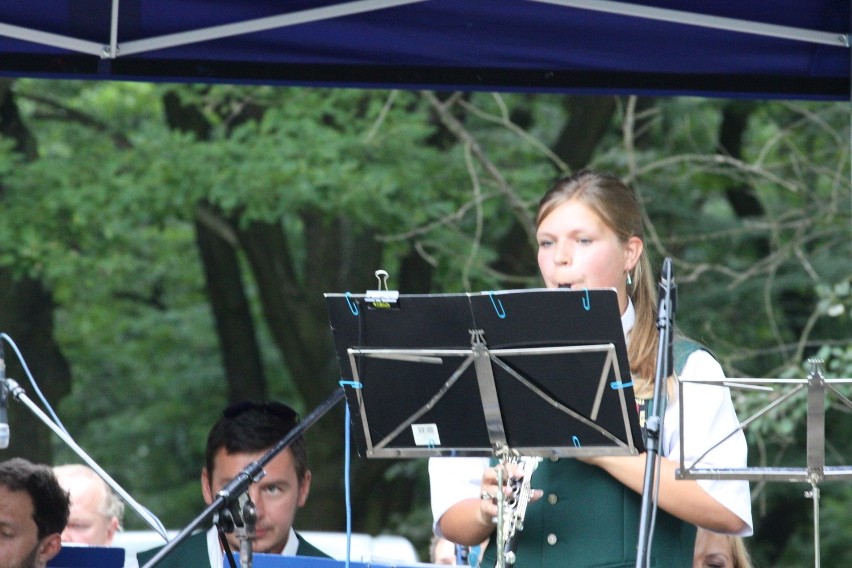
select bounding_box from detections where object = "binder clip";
[365,269,399,309]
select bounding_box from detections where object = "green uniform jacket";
[481,458,695,567]
[480,338,705,567]
[136,530,330,567]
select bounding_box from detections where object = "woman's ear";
[624,236,644,272]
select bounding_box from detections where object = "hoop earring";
[626,272,633,286]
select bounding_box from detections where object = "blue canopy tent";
[0,0,848,100]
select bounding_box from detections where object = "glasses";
[222,400,300,422]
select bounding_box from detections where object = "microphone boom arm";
[141,386,345,568]
[5,378,170,540]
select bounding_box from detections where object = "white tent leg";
[107,0,120,57]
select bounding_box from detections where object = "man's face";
[0,486,60,568]
[60,477,117,546]
[432,538,458,565]
[201,448,311,555]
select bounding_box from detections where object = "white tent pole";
[117,0,428,57]
[0,0,427,59]
[0,22,103,56]
[0,0,844,62]
[529,0,848,47]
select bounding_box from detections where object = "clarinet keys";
[498,456,542,567]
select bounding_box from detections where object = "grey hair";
[53,464,125,529]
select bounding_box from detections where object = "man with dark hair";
[138,401,328,567]
[0,457,70,568]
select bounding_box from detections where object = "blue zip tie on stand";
[345,292,359,315]
[488,292,506,318]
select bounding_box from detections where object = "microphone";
[658,258,678,317]
[0,339,9,449]
[657,258,677,379]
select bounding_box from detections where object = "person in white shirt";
[430,170,752,568]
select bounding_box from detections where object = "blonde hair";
[695,529,753,568]
[731,535,753,568]
[536,170,659,397]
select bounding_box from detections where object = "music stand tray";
[325,288,644,459]
[48,545,125,568]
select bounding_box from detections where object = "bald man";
[53,464,124,547]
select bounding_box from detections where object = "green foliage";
[0,79,848,561]
[380,460,434,560]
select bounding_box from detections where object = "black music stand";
[325,288,644,459]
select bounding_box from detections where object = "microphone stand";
[217,491,257,568]
[4,377,170,540]
[141,386,345,568]
[635,258,677,568]
[236,493,257,568]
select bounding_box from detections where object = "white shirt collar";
[621,297,635,343]
[206,526,299,567]
[206,527,224,568]
[281,527,299,556]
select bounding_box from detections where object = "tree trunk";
[0,80,71,464]
[552,96,618,171]
[492,95,620,283]
[194,204,267,402]
[163,89,269,403]
[718,101,763,219]
[162,87,436,535]
[237,211,420,533]
[0,274,71,463]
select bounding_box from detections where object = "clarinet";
[497,456,542,567]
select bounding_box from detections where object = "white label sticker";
[412,423,441,446]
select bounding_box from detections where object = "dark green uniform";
[481,338,705,567]
[482,458,695,567]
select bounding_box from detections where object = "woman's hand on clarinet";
[477,463,543,524]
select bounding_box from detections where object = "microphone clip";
[214,491,257,568]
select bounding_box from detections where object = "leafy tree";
[0,80,847,564]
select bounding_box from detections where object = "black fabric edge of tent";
[1,53,846,101]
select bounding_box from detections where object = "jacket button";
[547,533,558,545]
[547,493,558,505]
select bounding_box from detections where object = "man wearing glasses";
[138,401,328,567]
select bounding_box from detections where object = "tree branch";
[15,90,134,150]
